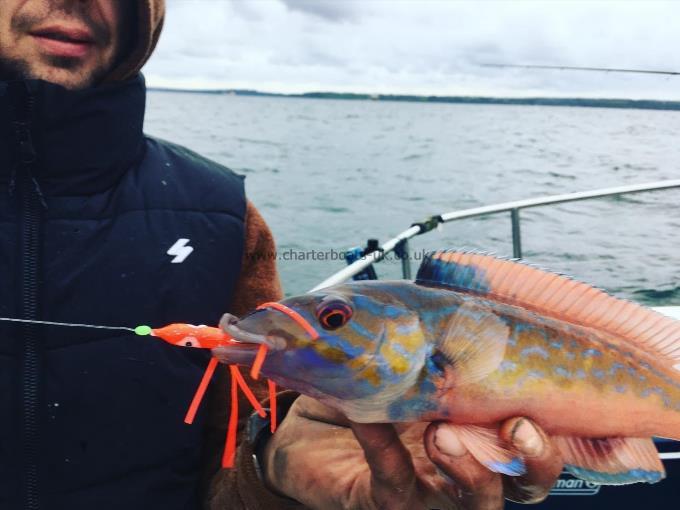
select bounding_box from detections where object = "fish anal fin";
[446,424,525,476]
[555,436,665,485]
[416,250,680,371]
[437,301,508,386]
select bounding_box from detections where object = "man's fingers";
[350,422,416,488]
[424,423,504,510]
[294,395,352,427]
[500,418,563,503]
[350,422,419,509]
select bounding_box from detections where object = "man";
[0,1,563,509]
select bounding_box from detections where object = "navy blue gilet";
[0,75,245,510]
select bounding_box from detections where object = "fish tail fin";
[555,436,665,485]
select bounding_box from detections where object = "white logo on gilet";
[167,238,194,263]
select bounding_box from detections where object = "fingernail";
[434,424,467,457]
[512,419,544,457]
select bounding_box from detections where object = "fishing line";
[0,317,136,332]
[482,63,680,76]
[0,315,277,468]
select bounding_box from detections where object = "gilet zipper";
[21,182,41,510]
[10,81,43,510]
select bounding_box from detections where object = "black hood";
[0,75,146,196]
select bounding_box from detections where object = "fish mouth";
[218,313,286,350]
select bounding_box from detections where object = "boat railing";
[310,179,680,292]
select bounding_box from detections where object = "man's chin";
[0,56,105,90]
[27,65,102,90]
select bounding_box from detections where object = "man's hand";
[262,396,563,510]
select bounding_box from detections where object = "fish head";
[218,283,430,402]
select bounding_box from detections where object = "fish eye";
[316,297,353,330]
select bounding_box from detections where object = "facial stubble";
[0,4,115,88]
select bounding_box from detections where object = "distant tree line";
[149,87,680,112]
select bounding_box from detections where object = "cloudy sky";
[144,1,680,99]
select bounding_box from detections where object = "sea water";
[146,92,680,302]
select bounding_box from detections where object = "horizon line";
[147,87,680,111]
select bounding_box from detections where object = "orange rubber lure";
[135,321,278,468]
[146,323,235,349]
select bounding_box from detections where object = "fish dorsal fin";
[416,250,680,370]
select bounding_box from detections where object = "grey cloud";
[270,46,350,68]
[278,0,359,22]
[147,1,680,100]
[228,0,265,22]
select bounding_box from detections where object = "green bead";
[134,325,152,336]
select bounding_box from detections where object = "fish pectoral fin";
[437,301,509,386]
[555,436,665,485]
[444,424,526,476]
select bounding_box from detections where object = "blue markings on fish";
[550,339,564,349]
[520,346,550,359]
[499,360,518,373]
[487,457,526,477]
[583,348,603,358]
[416,256,492,294]
[591,369,606,380]
[566,465,663,485]
[387,378,438,420]
[609,362,625,376]
[554,366,570,378]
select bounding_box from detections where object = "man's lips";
[30,25,96,58]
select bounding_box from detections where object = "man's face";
[0,0,130,89]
